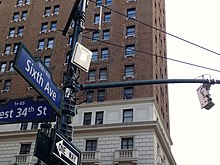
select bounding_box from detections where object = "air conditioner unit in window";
[1,89,9,93]
[27,86,33,90]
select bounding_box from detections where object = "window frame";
[123,109,133,123]
[99,68,107,80]
[101,48,108,60]
[83,112,92,125]
[124,87,134,99]
[121,137,133,149]
[126,25,135,37]
[95,111,104,124]
[124,65,134,78]
[85,140,97,151]
[97,89,105,102]
[103,29,110,40]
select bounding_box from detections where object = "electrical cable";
[82,35,220,73]
[89,0,220,56]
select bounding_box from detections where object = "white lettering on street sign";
[56,140,78,164]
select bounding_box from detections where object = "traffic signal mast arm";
[80,79,220,90]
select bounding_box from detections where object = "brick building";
[0,0,176,164]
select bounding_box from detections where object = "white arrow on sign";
[56,140,78,164]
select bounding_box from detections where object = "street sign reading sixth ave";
[52,132,81,165]
[14,43,63,115]
[0,98,56,124]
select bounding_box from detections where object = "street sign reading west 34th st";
[0,98,56,124]
[14,43,63,115]
[52,132,81,165]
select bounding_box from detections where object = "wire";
[89,0,220,56]
[82,35,220,73]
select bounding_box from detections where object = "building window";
[97,89,105,102]
[41,22,48,33]
[24,0,30,5]
[96,0,102,6]
[121,137,133,149]
[92,31,99,41]
[47,38,54,49]
[68,35,73,46]
[126,25,135,37]
[88,70,96,81]
[37,39,45,50]
[104,12,111,22]
[4,45,11,55]
[21,11,28,20]
[44,7,51,16]
[70,19,75,28]
[124,87,133,99]
[91,50,98,61]
[125,44,135,57]
[12,12,19,22]
[50,21,57,31]
[124,65,134,78]
[13,43,19,54]
[0,62,6,73]
[99,68,107,80]
[83,112,92,125]
[20,123,28,130]
[8,28,15,38]
[16,0,23,6]
[86,90,94,103]
[3,80,11,92]
[94,14,100,24]
[103,29,110,40]
[31,122,38,129]
[123,109,133,123]
[17,26,24,37]
[101,48,108,60]
[53,5,60,15]
[95,111,103,124]
[86,140,97,151]
[9,62,14,72]
[127,8,136,19]
[106,0,112,5]
[20,143,31,154]
[44,56,51,67]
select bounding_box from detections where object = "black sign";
[52,132,81,165]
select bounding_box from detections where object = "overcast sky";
[166,1,220,165]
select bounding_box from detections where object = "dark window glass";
[125,44,135,56]
[104,12,111,22]
[20,123,28,130]
[92,31,99,41]
[124,87,133,99]
[103,30,110,40]
[99,68,107,80]
[126,26,135,37]
[95,111,103,124]
[86,140,97,151]
[127,8,136,18]
[125,65,134,77]
[121,138,133,149]
[86,90,94,103]
[101,48,108,60]
[83,112,92,125]
[20,144,31,154]
[97,89,105,102]
[123,109,133,123]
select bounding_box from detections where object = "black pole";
[58,0,87,141]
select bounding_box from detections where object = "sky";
[166,1,220,165]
